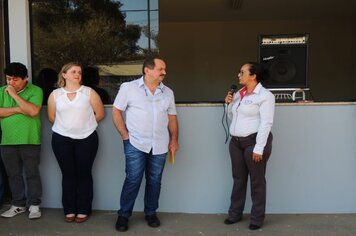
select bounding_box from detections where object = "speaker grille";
[259,38,308,88]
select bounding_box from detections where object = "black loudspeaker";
[259,44,308,88]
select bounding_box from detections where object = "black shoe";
[249,224,261,230]
[224,218,240,225]
[115,216,128,232]
[145,214,161,227]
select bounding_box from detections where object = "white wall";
[39,104,356,214]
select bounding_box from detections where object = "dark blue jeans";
[52,131,98,215]
[118,140,167,217]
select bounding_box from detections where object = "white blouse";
[52,86,97,139]
[228,83,275,155]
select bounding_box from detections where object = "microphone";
[225,84,237,104]
[229,84,237,94]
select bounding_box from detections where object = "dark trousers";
[228,133,273,226]
[0,155,6,205]
[51,131,98,215]
[1,145,42,207]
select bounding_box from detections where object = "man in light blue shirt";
[112,56,179,232]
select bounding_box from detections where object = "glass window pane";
[30,0,159,104]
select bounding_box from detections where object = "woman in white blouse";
[47,62,104,223]
[224,62,275,230]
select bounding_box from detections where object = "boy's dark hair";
[4,62,28,79]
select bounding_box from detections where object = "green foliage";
[31,0,143,72]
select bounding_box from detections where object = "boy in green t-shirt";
[0,62,43,219]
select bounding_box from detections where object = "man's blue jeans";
[118,140,167,217]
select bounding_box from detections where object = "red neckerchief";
[239,85,257,101]
[239,87,247,101]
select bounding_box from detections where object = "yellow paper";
[169,150,175,165]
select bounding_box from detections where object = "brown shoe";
[65,214,75,223]
[75,215,89,223]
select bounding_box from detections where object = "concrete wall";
[40,104,356,214]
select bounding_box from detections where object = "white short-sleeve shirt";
[113,77,177,155]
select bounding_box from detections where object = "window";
[30,0,159,103]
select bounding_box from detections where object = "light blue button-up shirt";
[113,77,177,155]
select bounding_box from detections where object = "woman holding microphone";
[224,62,275,230]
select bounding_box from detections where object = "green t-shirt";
[0,83,43,145]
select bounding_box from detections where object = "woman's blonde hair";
[57,62,82,87]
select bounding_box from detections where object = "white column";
[8,0,32,78]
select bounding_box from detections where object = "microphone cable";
[222,103,230,144]
[222,84,237,144]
